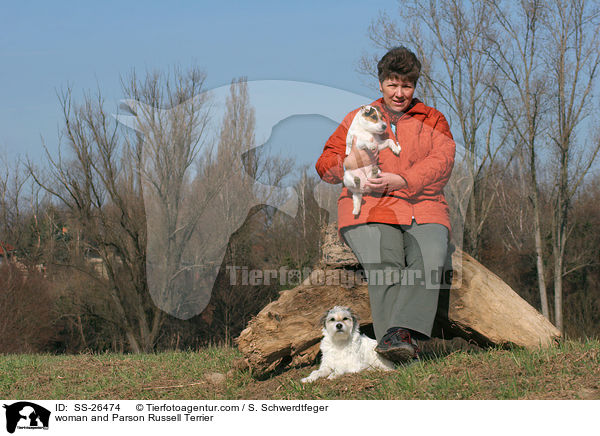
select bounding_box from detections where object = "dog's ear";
[318,309,330,328]
[349,308,360,333]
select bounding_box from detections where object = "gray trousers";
[341,221,449,341]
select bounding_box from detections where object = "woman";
[315,46,455,363]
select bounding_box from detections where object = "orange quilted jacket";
[315,98,455,233]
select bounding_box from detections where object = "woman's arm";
[396,112,456,197]
[364,112,455,196]
[315,112,355,184]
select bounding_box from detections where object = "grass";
[0,340,598,400]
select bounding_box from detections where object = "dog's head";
[320,306,359,342]
[356,105,387,135]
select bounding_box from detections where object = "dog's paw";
[301,376,318,383]
[301,372,318,383]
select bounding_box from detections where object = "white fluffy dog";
[343,105,401,216]
[301,306,395,383]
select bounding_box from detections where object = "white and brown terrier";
[343,105,401,216]
[301,306,395,383]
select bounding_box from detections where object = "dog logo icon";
[113,80,367,320]
[3,402,50,434]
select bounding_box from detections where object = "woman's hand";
[344,136,379,170]
[364,172,407,193]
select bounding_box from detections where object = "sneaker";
[375,327,420,363]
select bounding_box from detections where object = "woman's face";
[379,76,415,113]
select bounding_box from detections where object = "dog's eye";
[329,317,335,322]
[343,317,349,321]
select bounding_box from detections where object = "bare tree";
[483,0,600,330]
[28,67,213,352]
[208,78,261,344]
[0,158,30,254]
[120,68,216,323]
[544,0,600,333]
[208,78,296,344]
[485,0,552,319]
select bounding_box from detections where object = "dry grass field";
[1,340,599,400]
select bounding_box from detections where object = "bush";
[0,264,55,353]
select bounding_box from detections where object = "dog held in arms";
[343,105,401,216]
[301,306,395,383]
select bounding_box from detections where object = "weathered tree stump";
[236,224,561,377]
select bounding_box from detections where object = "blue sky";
[1,0,396,166]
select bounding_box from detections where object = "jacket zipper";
[393,114,415,223]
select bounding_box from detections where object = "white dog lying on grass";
[301,306,395,383]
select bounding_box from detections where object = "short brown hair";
[377,46,421,85]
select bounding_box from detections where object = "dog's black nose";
[336,323,343,330]
[382,123,387,129]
